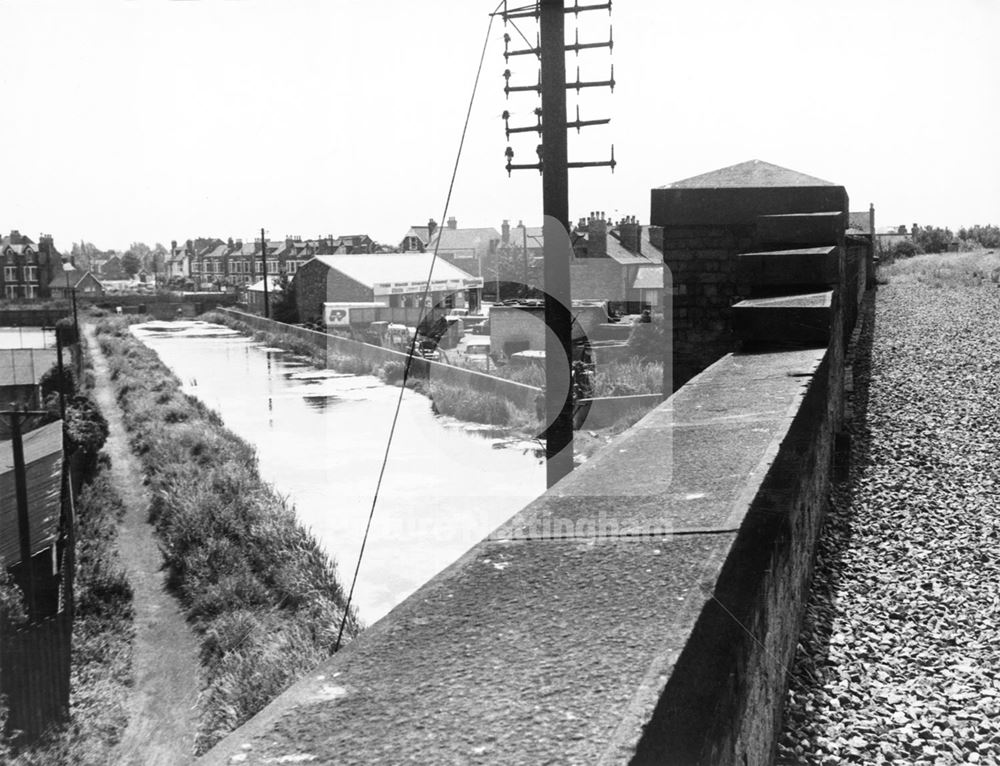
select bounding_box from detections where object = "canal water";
[131,321,546,624]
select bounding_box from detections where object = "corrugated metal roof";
[0,348,58,388]
[0,420,64,565]
[308,254,479,289]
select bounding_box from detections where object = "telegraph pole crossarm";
[496,0,612,21]
[567,104,610,132]
[567,64,615,93]
[504,68,542,97]
[504,28,612,60]
[568,145,616,171]
[499,0,616,488]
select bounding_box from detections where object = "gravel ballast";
[778,283,1000,765]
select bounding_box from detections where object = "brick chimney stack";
[618,215,642,255]
[428,218,438,240]
[587,211,608,257]
[447,216,458,230]
[501,219,510,245]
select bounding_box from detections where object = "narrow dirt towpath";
[85,323,201,765]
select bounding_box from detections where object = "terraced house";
[0,231,61,300]
[169,234,376,289]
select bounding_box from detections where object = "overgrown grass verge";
[877,248,1000,288]
[94,316,359,754]
[592,358,662,397]
[489,356,662,397]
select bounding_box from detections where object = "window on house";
[3,266,17,282]
[24,266,37,282]
[25,284,37,299]
[267,260,279,274]
[288,261,297,274]
[5,285,18,299]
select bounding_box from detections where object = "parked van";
[456,334,491,369]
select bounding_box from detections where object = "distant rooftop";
[309,253,479,289]
[662,159,835,189]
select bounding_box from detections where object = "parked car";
[415,339,440,361]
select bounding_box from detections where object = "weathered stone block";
[735,246,839,286]
[731,291,833,346]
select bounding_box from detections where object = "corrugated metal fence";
[0,612,71,742]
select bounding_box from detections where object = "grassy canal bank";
[94,315,359,753]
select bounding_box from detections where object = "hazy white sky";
[1,0,997,252]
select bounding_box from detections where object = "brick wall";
[662,225,755,391]
[294,260,373,323]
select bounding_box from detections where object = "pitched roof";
[661,159,835,189]
[0,420,64,565]
[47,267,100,289]
[600,226,663,265]
[428,227,501,256]
[605,235,658,265]
[0,348,58,387]
[404,226,431,245]
[641,227,663,255]
[307,253,479,289]
[203,244,228,260]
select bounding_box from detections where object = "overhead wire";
[333,1,505,652]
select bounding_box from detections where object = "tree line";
[888,224,999,259]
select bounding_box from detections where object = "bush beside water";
[94,316,359,753]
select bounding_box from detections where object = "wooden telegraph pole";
[501,0,615,488]
[260,228,271,319]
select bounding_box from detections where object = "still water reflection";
[131,321,545,623]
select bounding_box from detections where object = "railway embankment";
[778,273,1000,764]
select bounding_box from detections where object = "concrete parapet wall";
[198,325,853,765]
